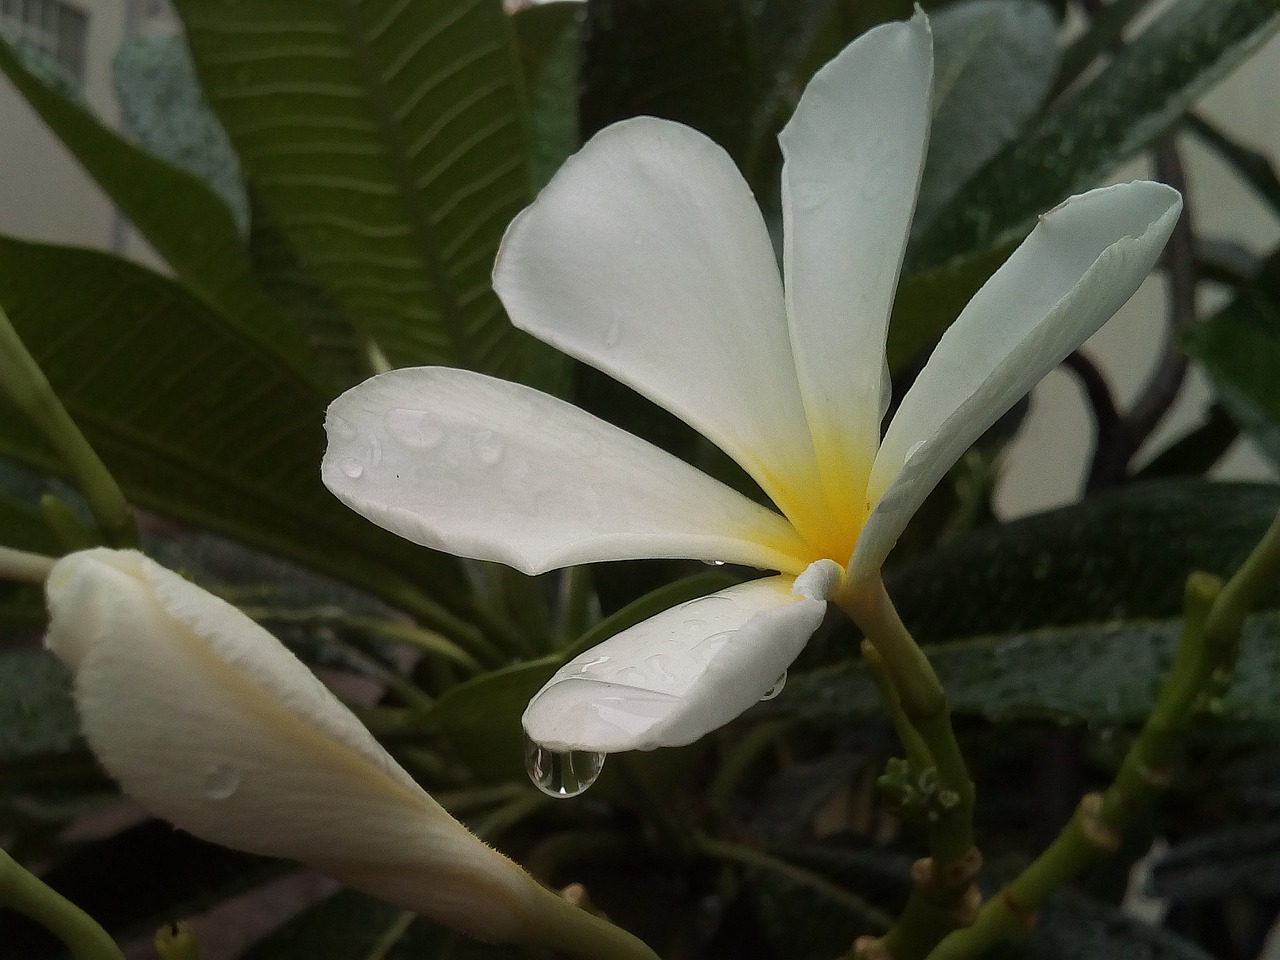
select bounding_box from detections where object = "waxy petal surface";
[853,181,1183,579]
[493,117,829,538]
[523,563,840,753]
[45,549,539,942]
[324,368,813,576]
[780,11,932,547]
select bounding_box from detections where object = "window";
[0,0,89,85]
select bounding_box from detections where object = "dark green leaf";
[0,237,466,611]
[911,0,1280,274]
[998,890,1214,959]
[885,481,1280,641]
[0,33,319,385]
[514,1,582,189]
[1182,250,1280,468]
[1186,113,1280,218]
[1134,405,1240,480]
[1052,0,1157,95]
[775,609,1280,734]
[913,0,1060,232]
[174,0,539,380]
[0,651,77,763]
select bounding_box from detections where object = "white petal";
[852,181,1183,579]
[779,11,933,539]
[522,565,839,753]
[323,367,814,576]
[493,117,828,539]
[44,549,543,942]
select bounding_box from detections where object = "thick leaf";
[774,610,1280,734]
[1181,250,1280,469]
[173,0,537,379]
[112,32,250,233]
[0,237,467,611]
[910,0,1280,275]
[0,821,281,958]
[913,0,1060,232]
[999,890,1215,960]
[885,481,1280,642]
[1151,822,1280,901]
[0,33,319,385]
[0,651,78,762]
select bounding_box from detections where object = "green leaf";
[910,0,1280,274]
[1181,249,1280,468]
[112,32,250,233]
[0,33,319,386]
[513,1,581,189]
[0,237,466,611]
[0,651,78,763]
[173,0,538,380]
[884,480,1280,642]
[775,609,1280,735]
[913,0,1060,232]
[1000,890,1214,959]
[1186,113,1280,219]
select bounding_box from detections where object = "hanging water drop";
[759,671,787,701]
[524,737,606,799]
[201,763,241,800]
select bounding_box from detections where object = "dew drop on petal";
[759,671,787,702]
[524,737,606,799]
[338,458,363,479]
[201,763,241,800]
[905,440,925,463]
[701,559,727,567]
[386,408,445,450]
[472,430,504,465]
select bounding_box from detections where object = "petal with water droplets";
[523,565,838,753]
[852,181,1183,580]
[44,548,546,942]
[323,367,814,576]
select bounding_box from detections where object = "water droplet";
[604,319,623,348]
[472,430,504,465]
[339,457,363,479]
[329,416,358,440]
[759,671,787,701]
[524,738,606,799]
[201,763,241,800]
[702,559,727,567]
[905,440,925,463]
[386,408,444,450]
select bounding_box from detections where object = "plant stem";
[0,304,136,547]
[0,545,57,584]
[0,847,124,960]
[926,509,1280,960]
[835,578,979,960]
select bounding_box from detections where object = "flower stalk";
[924,508,1280,960]
[0,847,124,960]
[0,304,136,548]
[0,545,57,584]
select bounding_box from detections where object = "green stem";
[0,545,57,584]
[0,304,136,548]
[694,834,894,930]
[835,578,979,960]
[0,847,124,960]
[862,641,934,773]
[557,565,595,648]
[926,509,1280,960]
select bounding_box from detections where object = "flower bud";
[44,549,542,943]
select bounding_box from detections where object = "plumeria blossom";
[42,548,609,948]
[323,13,1180,755]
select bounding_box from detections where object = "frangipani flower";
[43,549,648,954]
[322,14,1180,756]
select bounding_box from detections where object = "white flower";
[322,14,1180,755]
[43,548,551,943]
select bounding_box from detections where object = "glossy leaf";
[0,33,319,385]
[1182,250,1280,468]
[910,0,1280,275]
[0,237,466,609]
[776,609,1280,735]
[173,0,538,379]
[885,481,1280,641]
[913,0,1060,232]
